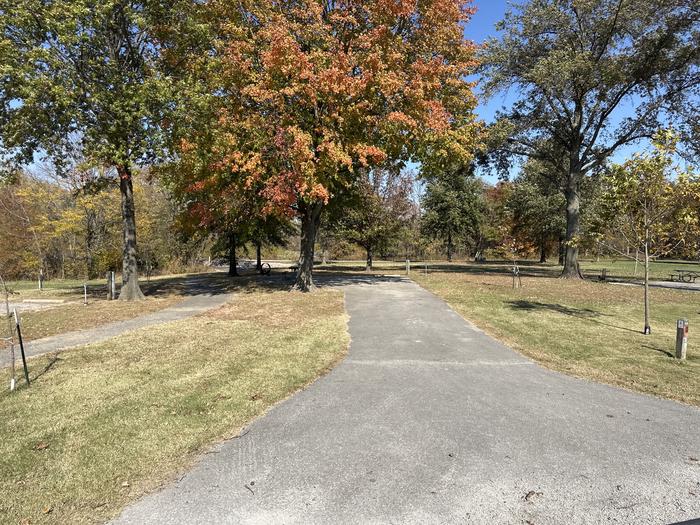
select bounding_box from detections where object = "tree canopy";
[481,0,700,277]
[171,0,482,290]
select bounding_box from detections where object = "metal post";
[676,319,688,360]
[13,309,29,386]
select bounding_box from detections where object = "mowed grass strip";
[7,295,183,344]
[0,287,349,525]
[413,272,699,406]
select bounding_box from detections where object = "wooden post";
[38,270,43,291]
[676,319,688,360]
[406,259,410,275]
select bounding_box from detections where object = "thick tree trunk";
[562,173,583,279]
[447,231,453,262]
[117,164,145,301]
[293,201,323,292]
[255,241,262,273]
[539,239,548,263]
[643,241,651,335]
[228,232,238,277]
[365,246,373,272]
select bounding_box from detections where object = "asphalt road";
[113,277,700,525]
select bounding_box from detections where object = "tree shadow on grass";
[506,300,641,334]
[641,344,674,358]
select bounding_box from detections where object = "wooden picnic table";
[669,269,700,283]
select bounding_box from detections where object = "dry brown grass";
[5,296,183,344]
[0,286,349,524]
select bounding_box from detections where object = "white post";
[406,259,410,275]
[83,284,88,306]
[676,319,688,360]
[111,271,116,300]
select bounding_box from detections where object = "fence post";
[406,259,410,275]
[676,319,688,360]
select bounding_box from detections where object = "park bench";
[669,269,700,283]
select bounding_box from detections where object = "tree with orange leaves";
[173,0,481,290]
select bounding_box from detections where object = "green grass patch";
[412,271,699,406]
[0,285,349,524]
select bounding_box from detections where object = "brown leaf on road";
[524,490,543,502]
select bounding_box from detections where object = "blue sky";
[464,1,512,124]
[460,1,670,181]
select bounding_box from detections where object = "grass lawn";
[412,270,700,406]
[1,272,238,345]
[317,257,700,283]
[0,283,349,524]
[7,296,183,343]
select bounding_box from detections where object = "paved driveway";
[113,277,700,524]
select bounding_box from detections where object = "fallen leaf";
[121,481,130,488]
[34,442,49,451]
[524,490,543,502]
[42,506,53,514]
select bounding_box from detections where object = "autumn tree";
[481,0,700,278]
[601,132,699,335]
[0,0,191,299]
[173,0,481,291]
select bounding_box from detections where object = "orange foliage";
[177,0,481,221]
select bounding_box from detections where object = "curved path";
[0,276,235,368]
[114,277,700,524]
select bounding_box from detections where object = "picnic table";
[669,269,700,283]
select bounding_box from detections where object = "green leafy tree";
[332,169,414,271]
[421,167,485,261]
[601,131,698,334]
[508,160,566,263]
[481,0,700,278]
[0,0,186,299]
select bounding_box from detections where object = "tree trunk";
[365,246,373,272]
[294,201,323,292]
[256,241,262,273]
[558,234,565,265]
[643,241,651,335]
[447,231,453,262]
[228,232,238,277]
[539,238,548,263]
[562,173,583,278]
[117,164,145,301]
